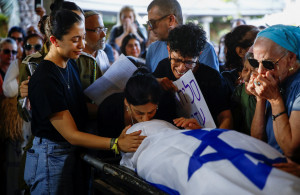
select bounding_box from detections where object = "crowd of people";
[0,0,300,194]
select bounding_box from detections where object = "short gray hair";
[0,38,16,50]
[147,0,183,25]
[84,10,100,19]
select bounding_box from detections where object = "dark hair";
[39,1,83,46]
[45,9,83,41]
[147,0,183,25]
[7,26,26,40]
[224,25,259,71]
[168,23,206,58]
[50,0,83,14]
[125,68,161,106]
[22,33,44,59]
[24,33,43,45]
[121,33,139,55]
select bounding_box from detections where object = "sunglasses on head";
[11,37,23,42]
[247,52,288,70]
[2,49,18,55]
[24,44,42,51]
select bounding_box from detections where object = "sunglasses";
[147,14,172,29]
[248,52,288,70]
[2,49,18,55]
[24,44,42,51]
[11,37,23,42]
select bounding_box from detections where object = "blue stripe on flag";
[182,129,286,190]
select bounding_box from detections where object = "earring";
[289,67,294,72]
[156,106,159,110]
[126,106,129,112]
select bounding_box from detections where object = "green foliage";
[0,13,8,38]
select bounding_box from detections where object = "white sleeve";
[3,60,19,97]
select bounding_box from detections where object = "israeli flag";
[121,120,300,195]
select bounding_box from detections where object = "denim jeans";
[24,137,76,195]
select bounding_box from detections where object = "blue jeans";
[24,137,76,195]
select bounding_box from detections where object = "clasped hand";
[246,71,281,102]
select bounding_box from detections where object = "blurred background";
[0,0,299,47]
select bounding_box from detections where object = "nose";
[257,62,267,75]
[177,63,187,72]
[79,38,85,49]
[28,48,35,55]
[100,31,106,38]
[147,25,153,31]
[141,114,150,122]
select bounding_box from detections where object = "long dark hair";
[39,0,83,49]
[44,9,82,41]
[224,25,258,71]
[50,0,83,14]
[124,68,161,106]
[121,33,139,56]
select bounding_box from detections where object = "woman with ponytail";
[24,8,144,195]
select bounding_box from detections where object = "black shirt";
[154,58,231,125]
[29,59,88,142]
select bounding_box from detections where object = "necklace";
[55,64,70,89]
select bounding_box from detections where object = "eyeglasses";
[169,57,198,69]
[86,27,108,34]
[147,14,171,29]
[248,52,288,70]
[11,37,23,43]
[2,49,18,55]
[24,44,42,51]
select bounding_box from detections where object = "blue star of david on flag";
[182,129,286,190]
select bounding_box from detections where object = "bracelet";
[110,138,116,149]
[272,111,286,121]
[111,138,119,155]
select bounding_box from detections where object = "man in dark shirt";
[153,23,233,129]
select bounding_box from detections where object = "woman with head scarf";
[247,25,300,163]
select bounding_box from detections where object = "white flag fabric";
[121,120,300,195]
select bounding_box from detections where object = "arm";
[249,70,300,159]
[50,110,145,152]
[270,96,300,159]
[114,24,130,48]
[250,98,267,141]
[156,77,177,92]
[247,72,267,141]
[217,109,233,129]
[17,62,32,121]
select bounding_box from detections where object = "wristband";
[272,111,286,121]
[110,138,116,149]
[111,138,119,154]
